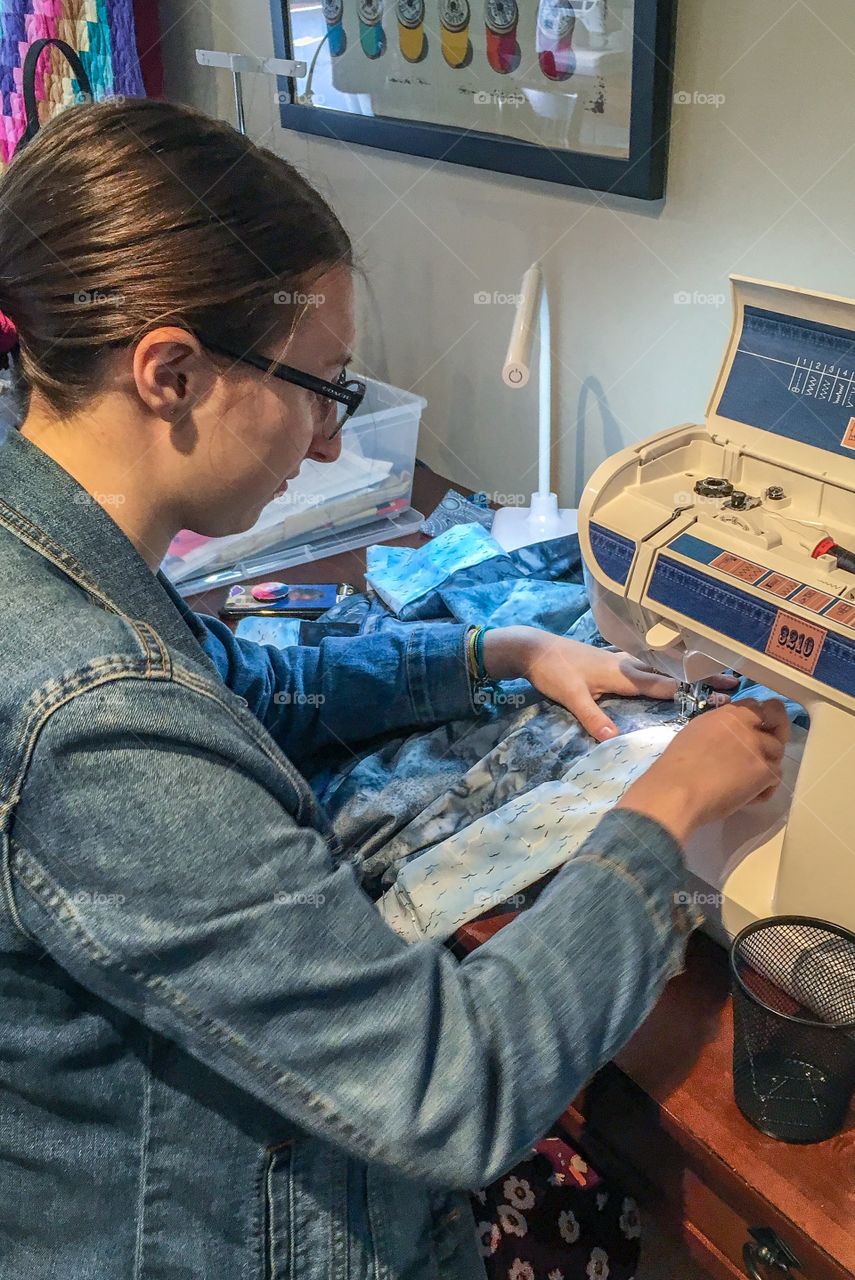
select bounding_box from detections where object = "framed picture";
[270,0,677,200]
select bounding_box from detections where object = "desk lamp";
[490,263,578,551]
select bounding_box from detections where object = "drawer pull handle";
[743,1226,802,1279]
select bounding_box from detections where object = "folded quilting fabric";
[365,522,503,614]
[419,488,495,537]
[394,532,585,622]
[440,578,589,632]
[377,724,681,942]
[365,543,411,579]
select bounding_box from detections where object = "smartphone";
[220,581,355,620]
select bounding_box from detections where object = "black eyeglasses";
[203,341,366,439]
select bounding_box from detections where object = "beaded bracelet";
[466,625,480,680]
[474,624,488,681]
[466,625,496,704]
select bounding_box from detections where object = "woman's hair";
[0,97,353,416]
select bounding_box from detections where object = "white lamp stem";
[537,281,551,496]
[492,261,577,552]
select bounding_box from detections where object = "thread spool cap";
[694,477,733,497]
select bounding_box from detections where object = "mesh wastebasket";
[730,916,855,1143]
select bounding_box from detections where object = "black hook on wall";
[19,37,94,151]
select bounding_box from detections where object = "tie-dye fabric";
[362,525,586,623]
[366,522,503,613]
[419,487,495,537]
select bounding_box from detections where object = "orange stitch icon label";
[841,418,855,449]
[762,573,799,597]
[825,600,855,628]
[765,610,826,676]
[710,552,766,584]
[791,586,834,613]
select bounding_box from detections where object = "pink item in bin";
[161,375,426,594]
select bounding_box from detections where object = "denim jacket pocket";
[362,1171,484,1280]
[262,1139,295,1280]
[264,1136,360,1280]
[429,1189,482,1280]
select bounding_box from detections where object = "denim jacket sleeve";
[9,674,699,1191]
[193,613,480,756]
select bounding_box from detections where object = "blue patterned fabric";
[309,528,807,901]
[353,526,585,624]
[366,523,502,613]
[419,487,495,536]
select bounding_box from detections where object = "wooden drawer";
[564,1068,850,1280]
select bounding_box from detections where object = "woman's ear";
[131,327,211,422]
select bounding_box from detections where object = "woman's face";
[178,264,356,538]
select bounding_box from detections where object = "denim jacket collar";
[0,426,219,675]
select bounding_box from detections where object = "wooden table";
[187,464,855,1280]
[568,931,855,1280]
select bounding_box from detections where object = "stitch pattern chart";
[717,307,855,458]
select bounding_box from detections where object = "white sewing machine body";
[579,275,855,942]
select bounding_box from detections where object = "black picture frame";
[270,0,677,200]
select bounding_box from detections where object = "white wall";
[157,0,855,504]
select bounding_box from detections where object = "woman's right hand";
[615,698,791,846]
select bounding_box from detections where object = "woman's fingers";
[734,697,790,751]
[613,657,740,702]
[613,656,677,700]
[744,705,790,805]
[706,673,741,691]
[756,697,791,746]
[563,682,619,741]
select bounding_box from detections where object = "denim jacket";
[0,426,700,1279]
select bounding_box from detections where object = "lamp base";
[490,491,578,552]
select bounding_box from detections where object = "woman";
[0,99,787,1278]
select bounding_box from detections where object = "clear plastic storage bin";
[162,376,426,596]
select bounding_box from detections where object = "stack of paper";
[162,447,403,586]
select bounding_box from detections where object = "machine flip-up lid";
[706,275,855,481]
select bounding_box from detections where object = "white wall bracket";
[195,49,307,135]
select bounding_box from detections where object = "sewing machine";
[579,275,855,942]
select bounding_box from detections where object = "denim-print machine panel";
[578,274,855,941]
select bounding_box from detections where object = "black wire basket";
[730,916,855,1143]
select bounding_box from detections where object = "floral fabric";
[473,1125,641,1280]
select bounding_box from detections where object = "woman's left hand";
[482,625,738,742]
